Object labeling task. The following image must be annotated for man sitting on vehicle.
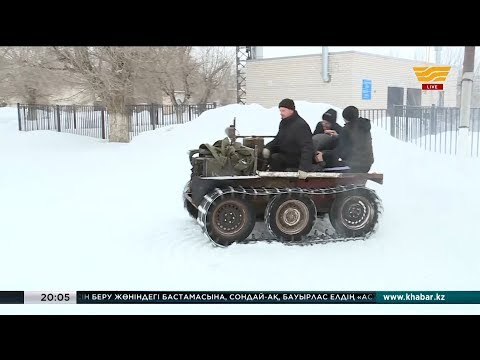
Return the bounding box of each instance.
[262,98,313,179]
[313,108,343,147]
[313,106,374,173]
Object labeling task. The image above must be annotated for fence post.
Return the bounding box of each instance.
[420,106,425,143]
[101,107,106,140]
[45,106,50,130]
[73,105,77,129]
[150,103,156,129]
[405,106,409,141]
[56,105,61,132]
[475,109,479,157]
[390,106,396,137]
[430,104,436,136]
[17,103,22,131]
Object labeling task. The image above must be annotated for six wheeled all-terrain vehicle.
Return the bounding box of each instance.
[183,120,383,247]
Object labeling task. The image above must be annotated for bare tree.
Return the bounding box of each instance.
[48,47,141,142]
[209,66,236,105]
[139,47,198,105]
[0,46,240,140]
[0,47,66,105]
[442,47,464,67]
[442,47,480,106]
[414,48,426,62]
[135,47,235,121]
[128,46,235,107]
[473,48,480,107]
[193,47,234,104]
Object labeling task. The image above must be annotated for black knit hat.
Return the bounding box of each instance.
[278,98,295,111]
[322,108,337,124]
[342,106,359,122]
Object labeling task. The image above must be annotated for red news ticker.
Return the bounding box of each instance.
[422,84,444,90]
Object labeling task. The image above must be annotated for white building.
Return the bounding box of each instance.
[246,51,459,110]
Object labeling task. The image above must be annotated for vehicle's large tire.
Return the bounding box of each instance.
[329,188,381,237]
[183,181,198,219]
[265,193,316,242]
[205,193,256,247]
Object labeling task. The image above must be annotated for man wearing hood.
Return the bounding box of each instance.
[312,108,343,152]
[315,105,374,173]
[262,98,313,179]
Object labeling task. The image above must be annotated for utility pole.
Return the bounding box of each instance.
[236,46,249,105]
[435,47,444,107]
[458,46,475,157]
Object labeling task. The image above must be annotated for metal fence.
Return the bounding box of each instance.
[18,103,479,157]
[360,106,480,157]
[17,103,217,140]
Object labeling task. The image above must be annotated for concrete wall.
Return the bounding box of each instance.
[246,53,355,109]
[246,51,459,110]
[349,52,458,108]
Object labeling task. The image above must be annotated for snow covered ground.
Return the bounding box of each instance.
[1,102,480,315]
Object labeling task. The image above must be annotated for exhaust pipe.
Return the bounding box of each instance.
[322,46,331,82]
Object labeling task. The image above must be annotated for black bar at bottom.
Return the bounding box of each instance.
[0,291,24,304]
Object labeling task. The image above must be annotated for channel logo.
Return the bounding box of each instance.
[413,66,451,90]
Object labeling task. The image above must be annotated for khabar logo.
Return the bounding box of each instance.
[413,66,451,90]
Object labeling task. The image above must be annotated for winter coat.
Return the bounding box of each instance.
[265,111,313,172]
[312,122,344,151]
[324,117,374,172]
[313,121,343,136]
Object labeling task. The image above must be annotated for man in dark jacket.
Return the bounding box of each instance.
[312,108,343,152]
[313,108,343,136]
[315,105,374,173]
[262,98,313,178]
